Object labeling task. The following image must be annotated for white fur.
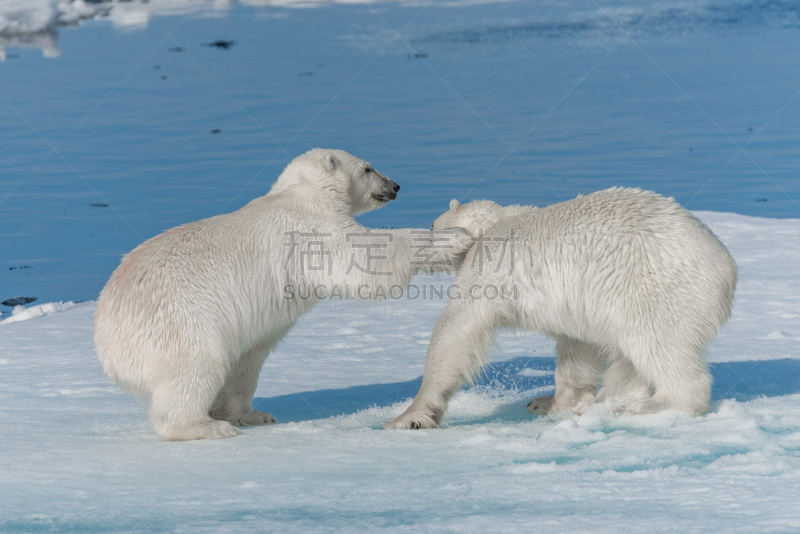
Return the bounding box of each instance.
[386,188,737,430]
[94,149,469,441]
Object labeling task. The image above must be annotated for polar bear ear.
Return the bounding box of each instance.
[449,199,460,212]
[323,152,338,172]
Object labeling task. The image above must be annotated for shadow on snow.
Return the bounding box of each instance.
[253,357,800,424]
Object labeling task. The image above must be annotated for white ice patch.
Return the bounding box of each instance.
[0,0,109,59]
[0,0,514,43]
[762,329,794,341]
[0,0,104,35]
[0,301,76,324]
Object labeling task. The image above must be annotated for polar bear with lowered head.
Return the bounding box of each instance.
[95,149,471,441]
[386,187,737,430]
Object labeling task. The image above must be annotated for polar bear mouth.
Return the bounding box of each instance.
[372,192,397,202]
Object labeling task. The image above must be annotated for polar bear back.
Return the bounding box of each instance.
[94,201,311,395]
[454,188,737,349]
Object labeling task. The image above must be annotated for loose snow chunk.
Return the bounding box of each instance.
[0,301,76,325]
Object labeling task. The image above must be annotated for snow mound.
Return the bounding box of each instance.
[0,301,76,324]
[0,0,104,36]
[0,0,511,39]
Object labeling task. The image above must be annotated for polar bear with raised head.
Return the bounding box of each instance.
[95,148,470,441]
[386,188,737,430]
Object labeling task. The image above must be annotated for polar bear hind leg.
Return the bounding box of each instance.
[596,351,652,404]
[620,340,711,415]
[210,344,277,427]
[149,385,239,441]
[527,336,604,415]
[146,352,241,441]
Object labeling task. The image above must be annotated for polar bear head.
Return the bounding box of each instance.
[270,149,400,216]
[433,199,502,236]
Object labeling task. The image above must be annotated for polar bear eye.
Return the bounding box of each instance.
[364,166,372,174]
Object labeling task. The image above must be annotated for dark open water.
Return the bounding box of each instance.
[1,0,799,304]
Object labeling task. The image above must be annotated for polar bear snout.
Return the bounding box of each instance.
[372,179,400,202]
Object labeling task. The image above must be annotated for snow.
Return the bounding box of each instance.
[0,300,76,324]
[2,0,800,530]
[0,0,509,38]
[0,0,104,35]
[2,212,800,532]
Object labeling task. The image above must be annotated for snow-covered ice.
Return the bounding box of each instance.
[0,300,75,325]
[2,0,800,530]
[1,212,799,532]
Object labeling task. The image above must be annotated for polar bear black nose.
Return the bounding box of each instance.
[391,182,400,193]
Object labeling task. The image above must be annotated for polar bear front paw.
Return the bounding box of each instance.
[201,420,241,439]
[527,394,555,415]
[385,399,446,430]
[620,399,661,415]
[160,419,240,441]
[385,413,440,430]
[238,410,277,426]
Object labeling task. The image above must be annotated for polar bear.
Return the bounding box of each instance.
[94,149,470,441]
[386,188,737,430]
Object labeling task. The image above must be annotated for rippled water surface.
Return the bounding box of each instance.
[2,0,799,303]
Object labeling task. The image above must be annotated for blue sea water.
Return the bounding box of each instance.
[1,0,799,305]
